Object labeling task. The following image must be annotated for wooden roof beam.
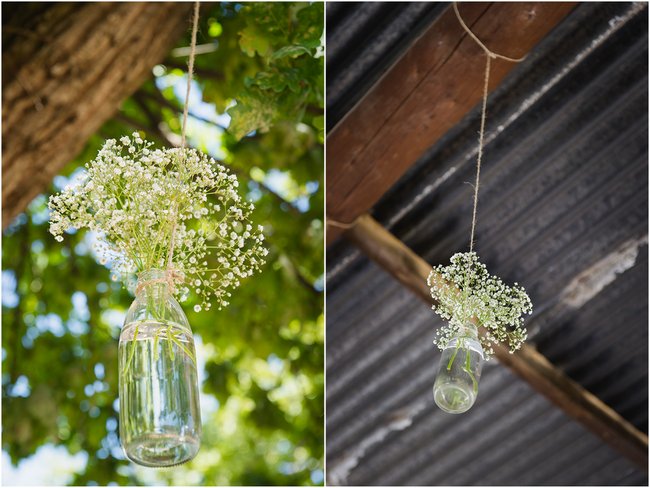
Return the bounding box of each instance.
[343,213,648,470]
[326,2,576,244]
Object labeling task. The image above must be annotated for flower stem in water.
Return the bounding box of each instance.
[166,326,175,361]
[124,325,140,373]
[463,348,479,394]
[447,339,463,370]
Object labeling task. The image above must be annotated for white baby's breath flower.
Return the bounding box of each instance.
[48,136,267,311]
[427,252,532,360]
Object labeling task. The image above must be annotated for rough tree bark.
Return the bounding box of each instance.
[2,2,193,227]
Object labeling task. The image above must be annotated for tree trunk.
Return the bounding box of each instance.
[2,2,192,227]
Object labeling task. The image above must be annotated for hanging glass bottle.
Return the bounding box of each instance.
[433,323,484,414]
[118,269,201,467]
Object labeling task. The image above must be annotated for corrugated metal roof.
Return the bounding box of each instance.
[326,1,648,485]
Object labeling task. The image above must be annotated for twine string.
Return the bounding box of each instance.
[327,217,359,230]
[135,278,171,296]
[161,1,200,292]
[452,2,527,63]
[181,1,200,150]
[469,54,490,253]
[452,2,526,253]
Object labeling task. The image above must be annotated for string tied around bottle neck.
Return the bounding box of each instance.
[135,268,186,296]
[452,2,526,253]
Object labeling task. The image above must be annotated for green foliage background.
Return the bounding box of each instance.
[2,2,324,485]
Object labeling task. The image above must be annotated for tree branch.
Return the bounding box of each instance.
[163,59,225,81]
[114,114,168,146]
[285,254,320,295]
[137,87,227,131]
[130,94,179,145]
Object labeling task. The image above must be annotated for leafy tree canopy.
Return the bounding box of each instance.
[2,2,324,485]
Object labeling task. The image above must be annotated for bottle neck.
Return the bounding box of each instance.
[135,269,171,298]
[457,323,479,340]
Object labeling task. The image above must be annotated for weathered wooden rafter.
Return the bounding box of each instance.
[326,2,577,244]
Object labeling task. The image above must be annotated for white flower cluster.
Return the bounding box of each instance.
[49,133,268,311]
[427,252,532,359]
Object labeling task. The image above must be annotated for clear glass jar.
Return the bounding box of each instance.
[433,323,485,414]
[118,269,201,467]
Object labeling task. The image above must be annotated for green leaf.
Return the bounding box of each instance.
[312,115,324,131]
[227,91,279,140]
[239,24,271,57]
[271,45,311,60]
[248,68,303,93]
[313,115,325,143]
[294,3,324,48]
